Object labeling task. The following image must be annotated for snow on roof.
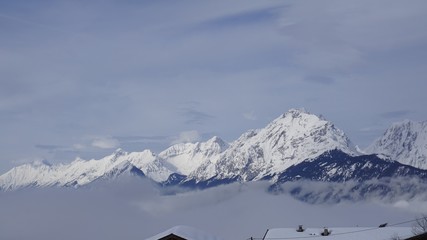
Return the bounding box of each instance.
[264,227,413,240]
[145,225,224,240]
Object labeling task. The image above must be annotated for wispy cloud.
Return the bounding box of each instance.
[180,107,214,125]
[11,156,46,165]
[34,144,65,151]
[303,75,335,85]
[115,135,169,144]
[91,137,120,149]
[243,111,257,121]
[194,6,283,31]
[171,130,201,145]
[381,110,412,119]
[34,144,82,156]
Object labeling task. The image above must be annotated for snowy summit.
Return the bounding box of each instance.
[190,108,357,182]
[366,120,427,169]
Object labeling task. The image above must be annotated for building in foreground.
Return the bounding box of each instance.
[262,227,413,240]
[146,225,223,240]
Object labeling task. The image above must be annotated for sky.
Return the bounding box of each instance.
[0,180,424,240]
[1,0,427,173]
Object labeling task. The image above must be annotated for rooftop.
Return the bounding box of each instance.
[146,225,223,240]
[263,227,413,240]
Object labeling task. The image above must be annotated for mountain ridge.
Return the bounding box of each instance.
[188,108,358,183]
[1,109,427,192]
[366,119,427,169]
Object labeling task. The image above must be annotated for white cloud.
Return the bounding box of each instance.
[171,130,201,145]
[11,156,45,165]
[72,143,86,150]
[243,111,257,121]
[91,137,120,149]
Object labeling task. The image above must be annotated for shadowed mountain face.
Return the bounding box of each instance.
[275,149,427,183]
[175,149,427,192]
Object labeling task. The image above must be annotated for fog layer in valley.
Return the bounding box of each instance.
[0,179,424,240]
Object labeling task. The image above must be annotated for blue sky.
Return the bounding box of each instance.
[1,0,427,173]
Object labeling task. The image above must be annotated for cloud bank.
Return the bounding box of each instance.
[0,179,424,240]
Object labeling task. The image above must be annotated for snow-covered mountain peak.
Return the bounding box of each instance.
[277,108,329,123]
[274,108,327,128]
[6,109,427,192]
[160,136,228,157]
[191,110,357,181]
[200,136,229,154]
[386,119,416,133]
[281,107,309,117]
[114,148,126,155]
[238,129,258,141]
[0,148,173,191]
[265,110,354,152]
[366,120,427,169]
[204,136,228,150]
[159,137,229,175]
[110,148,127,159]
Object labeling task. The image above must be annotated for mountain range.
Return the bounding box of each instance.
[1,108,427,193]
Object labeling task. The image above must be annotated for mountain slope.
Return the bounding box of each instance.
[275,149,427,183]
[2,109,427,194]
[190,109,357,182]
[159,136,228,175]
[366,120,427,169]
[0,136,229,191]
[0,149,171,191]
[269,149,427,203]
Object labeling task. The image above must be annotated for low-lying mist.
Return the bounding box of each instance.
[277,177,427,208]
[0,178,425,240]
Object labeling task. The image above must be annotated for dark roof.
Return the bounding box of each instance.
[145,225,223,240]
[405,232,427,240]
[159,233,187,240]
